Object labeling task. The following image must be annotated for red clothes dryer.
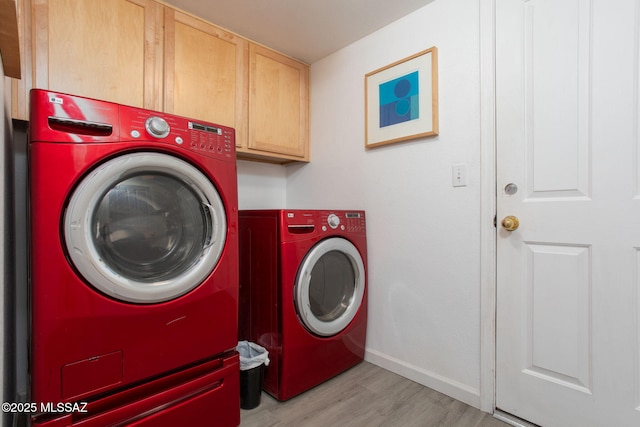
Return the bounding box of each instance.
[238,210,368,401]
[29,90,239,426]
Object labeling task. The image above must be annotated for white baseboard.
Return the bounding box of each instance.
[364,348,481,409]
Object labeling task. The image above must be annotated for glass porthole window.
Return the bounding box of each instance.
[64,152,226,303]
[295,238,365,336]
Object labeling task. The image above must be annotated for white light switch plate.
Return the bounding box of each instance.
[452,164,467,187]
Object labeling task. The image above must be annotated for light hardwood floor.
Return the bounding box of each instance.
[240,361,508,427]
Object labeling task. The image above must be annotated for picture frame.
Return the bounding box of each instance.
[365,47,439,148]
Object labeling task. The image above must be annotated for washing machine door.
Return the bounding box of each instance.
[64,152,227,303]
[295,237,365,337]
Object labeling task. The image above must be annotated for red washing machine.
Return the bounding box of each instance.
[238,210,368,401]
[28,90,239,426]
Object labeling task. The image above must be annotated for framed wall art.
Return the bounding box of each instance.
[365,47,438,148]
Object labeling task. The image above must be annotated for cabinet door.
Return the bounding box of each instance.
[164,9,248,146]
[248,44,309,161]
[32,0,163,110]
[9,0,32,120]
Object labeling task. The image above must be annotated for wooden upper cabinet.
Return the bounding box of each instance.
[32,0,163,110]
[14,0,309,163]
[247,44,310,162]
[164,9,248,147]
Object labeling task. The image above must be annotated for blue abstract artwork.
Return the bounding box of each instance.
[378,71,420,128]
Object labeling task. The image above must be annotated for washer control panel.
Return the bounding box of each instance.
[29,90,236,161]
[121,106,235,160]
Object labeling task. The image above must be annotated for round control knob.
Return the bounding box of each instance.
[145,116,170,138]
[327,213,340,229]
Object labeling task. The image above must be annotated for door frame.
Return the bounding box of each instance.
[479,0,497,414]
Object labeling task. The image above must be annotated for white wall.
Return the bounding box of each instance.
[237,160,287,209]
[285,0,483,407]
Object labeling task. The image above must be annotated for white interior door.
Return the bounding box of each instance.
[495,0,640,426]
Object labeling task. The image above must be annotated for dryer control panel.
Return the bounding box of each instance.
[318,211,366,234]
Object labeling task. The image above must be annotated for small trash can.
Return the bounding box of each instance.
[236,340,270,410]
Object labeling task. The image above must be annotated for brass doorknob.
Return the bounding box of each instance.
[501,215,519,231]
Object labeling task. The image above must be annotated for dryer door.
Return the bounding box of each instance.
[295,237,365,337]
[64,152,226,303]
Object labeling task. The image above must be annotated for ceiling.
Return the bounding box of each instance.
[162,0,436,63]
